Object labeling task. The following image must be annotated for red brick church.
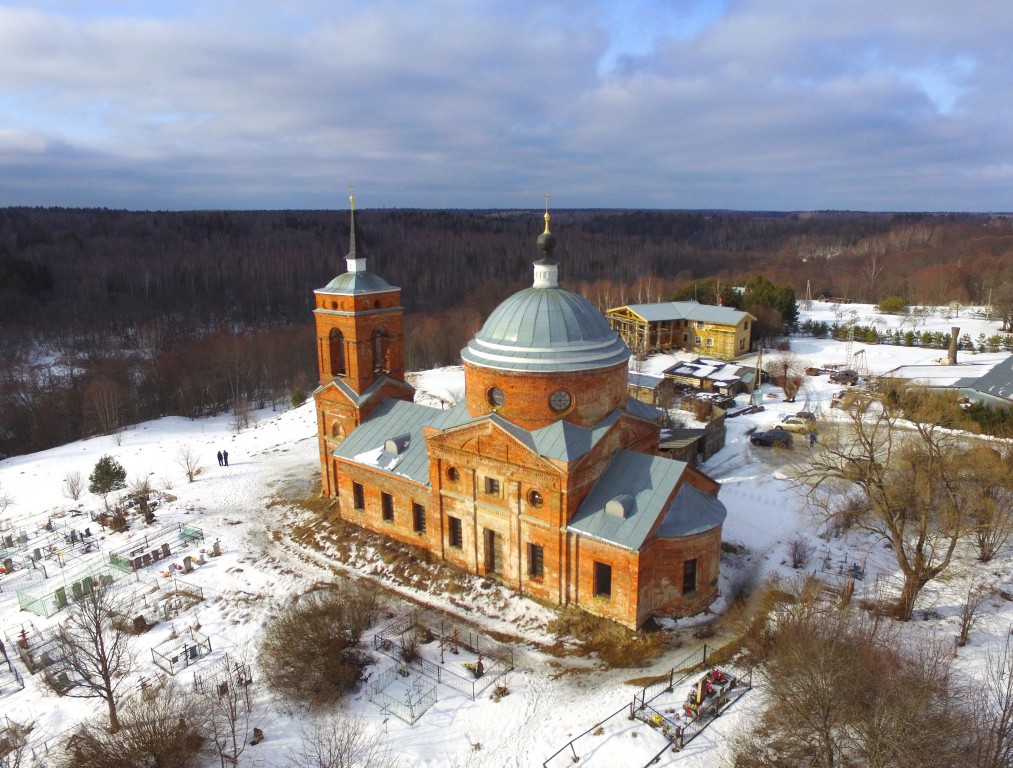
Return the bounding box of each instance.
[312,199,727,629]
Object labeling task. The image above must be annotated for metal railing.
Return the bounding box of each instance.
[367,665,437,725]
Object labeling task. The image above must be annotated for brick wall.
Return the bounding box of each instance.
[463,362,629,430]
[314,287,406,392]
[566,534,642,628]
[636,525,723,624]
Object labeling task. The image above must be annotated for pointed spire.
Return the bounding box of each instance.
[345,183,366,274]
[348,183,356,257]
[533,192,559,288]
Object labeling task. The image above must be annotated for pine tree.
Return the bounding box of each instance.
[89,455,127,512]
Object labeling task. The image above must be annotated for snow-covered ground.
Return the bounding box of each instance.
[1,301,1011,767]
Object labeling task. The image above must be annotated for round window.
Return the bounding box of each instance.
[528,489,544,507]
[447,467,459,482]
[549,390,572,412]
[487,387,506,408]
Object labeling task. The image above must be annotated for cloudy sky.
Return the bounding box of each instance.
[1,0,1012,211]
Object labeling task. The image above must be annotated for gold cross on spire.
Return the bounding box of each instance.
[348,182,355,210]
[543,192,551,233]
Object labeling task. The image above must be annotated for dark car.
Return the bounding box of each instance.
[751,428,793,448]
[829,369,859,385]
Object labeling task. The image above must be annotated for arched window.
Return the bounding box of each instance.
[372,329,387,374]
[329,328,345,376]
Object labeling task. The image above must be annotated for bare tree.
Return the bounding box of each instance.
[83,377,127,438]
[260,582,384,708]
[863,252,887,302]
[0,717,37,768]
[289,714,401,768]
[129,473,155,523]
[967,634,1013,768]
[971,485,1013,562]
[175,443,203,484]
[735,596,967,768]
[957,581,991,648]
[765,352,805,403]
[48,587,135,732]
[231,399,251,433]
[794,387,984,620]
[0,480,11,515]
[62,470,84,503]
[788,535,814,570]
[204,656,253,767]
[55,681,208,768]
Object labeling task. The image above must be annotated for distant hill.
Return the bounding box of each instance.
[2,207,1012,459]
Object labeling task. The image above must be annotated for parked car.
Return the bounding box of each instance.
[751,428,793,448]
[779,416,816,434]
[829,369,859,385]
[795,410,817,421]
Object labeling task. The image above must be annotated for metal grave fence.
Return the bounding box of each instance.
[367,664,438,725]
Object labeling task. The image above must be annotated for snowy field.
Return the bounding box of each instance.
[1,300,1012,767]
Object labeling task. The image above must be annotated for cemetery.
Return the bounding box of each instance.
[15,560,121,618]
[367,664,439,725]
[106,522,206,573]
[192,653,252,697]
[543,648,752,767]
[370,611,515,716]
[152,628,213,675]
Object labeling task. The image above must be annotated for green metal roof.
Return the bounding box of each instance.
[334,399,452,485]
[567,450,688,551]
[317,270,394,296]
[622,301,752,325]
[655,482,727,538]
[461,286,630,373]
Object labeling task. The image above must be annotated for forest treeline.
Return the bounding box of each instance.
[3,206,1013,459]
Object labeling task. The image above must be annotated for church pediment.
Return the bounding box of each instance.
[568,411,661,475]
[426,417,562,473]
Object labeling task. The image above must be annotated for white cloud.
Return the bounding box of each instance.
[1,0,1013,210]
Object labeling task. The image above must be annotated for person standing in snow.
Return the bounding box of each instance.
[217,450,223,466]
[809,431,817,449]
[223,450,229,466]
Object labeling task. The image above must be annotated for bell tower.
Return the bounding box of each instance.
[312,189,414,495]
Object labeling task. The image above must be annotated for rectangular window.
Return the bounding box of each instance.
[706,338,714,347]
[352,482,364,511]
[484,529,503,574]
[381,492,394,522]
[695,336,702,345]
[683,559,698,594]
[412,503,426,534]
[528,543,544,579]
[593,561,613,598]
[484,477,500,496]
[448,516,463,549]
